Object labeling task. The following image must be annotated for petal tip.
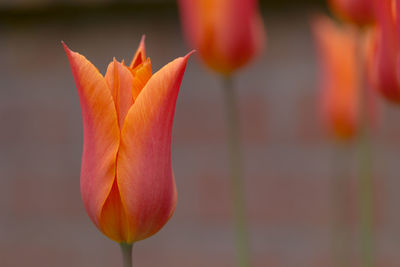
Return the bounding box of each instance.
[140,34,146,45]
[61,41,80,61]
[183,50,196,61]
[61,41,71,54]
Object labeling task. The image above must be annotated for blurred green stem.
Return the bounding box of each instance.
[222,75,250,267]
[358,111,374,267]
[356,28,374,267]
[120,243,133,267]
[331,144,351,267]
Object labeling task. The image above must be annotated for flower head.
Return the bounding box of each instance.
[368,0,400,103]
[312,15,377,140]
[178,0,265,75]
[63,37,192,243]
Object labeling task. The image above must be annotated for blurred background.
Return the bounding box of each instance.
[1,0,400,266]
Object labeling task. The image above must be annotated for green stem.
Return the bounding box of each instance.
[222,75,250,267]
[120,243,133,267]
[358,117,374,267]
[356,28,374,267]
[331,144,351,267]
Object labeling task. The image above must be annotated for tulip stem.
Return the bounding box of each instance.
[222,75,250,267]
[356,28,374,267]
[120,243,133,267]
[358,113,374,267]
[331,144,351,267]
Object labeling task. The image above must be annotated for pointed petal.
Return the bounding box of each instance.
[130,35,147,69]
[116,52,193,242]
[62,42,120,226]
[105,59,135,128]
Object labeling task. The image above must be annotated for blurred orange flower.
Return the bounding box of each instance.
[328,0,375,26]
[312,15,376,140]
[368,0,400,103]
[63,37,192,244]
[178,0,265,75]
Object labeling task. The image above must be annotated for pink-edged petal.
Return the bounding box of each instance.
[62,42,120,226]
[373,0,400,102]
[116,52,193,242]
[105,59,135,128]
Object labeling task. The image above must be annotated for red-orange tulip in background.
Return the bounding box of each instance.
[312,15,376,140]
[64,37,192,244]
[369,0,400,103]
[178,0,265,74]
[328,0,374,26]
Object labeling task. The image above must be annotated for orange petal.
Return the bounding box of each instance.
[98,180,130,243]
[130,58,153,101]
[62,42,120,227]
[115,52,193,242]
[130,35,147,69]
[105,59,135,128]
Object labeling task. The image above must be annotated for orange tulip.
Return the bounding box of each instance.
[328,0,375,26]
[368,0,400,103]
[178,0,265,75]
[63,37,192,244]
[312,15,368,140]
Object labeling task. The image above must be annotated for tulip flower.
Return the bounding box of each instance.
[328,0,375,26]
[63,37,192,245]
[312,15,372,140]
[313,16,380,267]
[178,0,265,74]
[178,1,265,266]
[368,0,400,103]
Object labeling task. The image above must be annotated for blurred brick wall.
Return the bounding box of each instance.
[1,6,400,267]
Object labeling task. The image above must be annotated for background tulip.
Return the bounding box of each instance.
[328,0,375,26]
[178,0,265,74]
[313,15,379,140]
[178,1,265,266]
[63,38,191,248]
[313,13,380,267]
[369,0,400,103]
[313,15,361,140]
